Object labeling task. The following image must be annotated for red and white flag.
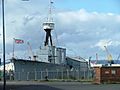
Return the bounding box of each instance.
[14,38,24,44]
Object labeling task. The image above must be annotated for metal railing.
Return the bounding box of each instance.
[0,69,93,81]
[14,70,92,81]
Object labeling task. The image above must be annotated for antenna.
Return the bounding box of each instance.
[96,53,98,61]
[43,0,54,46]
[95,53,98,64]
[47,0,54,22]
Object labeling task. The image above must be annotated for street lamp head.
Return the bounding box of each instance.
[21,0,30,1]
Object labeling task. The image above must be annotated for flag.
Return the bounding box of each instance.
[14,38,24,44]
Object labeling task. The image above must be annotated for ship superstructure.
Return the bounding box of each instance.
[43,0,54,46]
[37,0,66,64]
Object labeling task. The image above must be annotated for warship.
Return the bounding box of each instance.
[0,0,89,81]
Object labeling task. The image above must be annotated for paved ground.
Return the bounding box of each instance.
[0,81,120,90]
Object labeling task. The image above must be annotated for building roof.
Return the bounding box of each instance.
[67,56,87,63]
[93,64,120,68]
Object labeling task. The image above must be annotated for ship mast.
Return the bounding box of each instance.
[43,0,54,46]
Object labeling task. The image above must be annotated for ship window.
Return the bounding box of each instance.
[111,70,116,75]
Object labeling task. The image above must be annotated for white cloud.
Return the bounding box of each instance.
[23,15,34,25]
[1,1,120,59]
[57,9,91,24]
[54,9,120,59]
[95,39,112,50]
[94,39,120,51]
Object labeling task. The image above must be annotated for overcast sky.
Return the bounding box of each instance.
[0,0,120,60]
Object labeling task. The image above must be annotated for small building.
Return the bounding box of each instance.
[93,65,120,84]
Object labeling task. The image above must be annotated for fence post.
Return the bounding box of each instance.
[62,70,63,80]
[18,72,20,81]
[45,69,48,81]
[27,72,29,81]
[76,70,79,80]
[78,70,79,80]
[84,69,85,79]
[73,70,75,80]
[57,69,59,79]
[35,70,37,81]
[9,72,11,81]
[87,69,89,80]
[46,69,48,77]
[41,71,43,80]
[67,69,69,80]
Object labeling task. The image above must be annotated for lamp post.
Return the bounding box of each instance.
[1,0,30,89]
[1,0,6,90]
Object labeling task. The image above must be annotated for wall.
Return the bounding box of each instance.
[93,67,101,84]
[93,66,120,84]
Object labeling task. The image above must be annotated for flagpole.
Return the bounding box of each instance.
[12,38,15,59]
[2,0,6,90]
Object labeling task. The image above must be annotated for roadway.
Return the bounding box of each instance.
[0,81,120,90]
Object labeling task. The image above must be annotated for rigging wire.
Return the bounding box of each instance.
[53,29,59,46]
